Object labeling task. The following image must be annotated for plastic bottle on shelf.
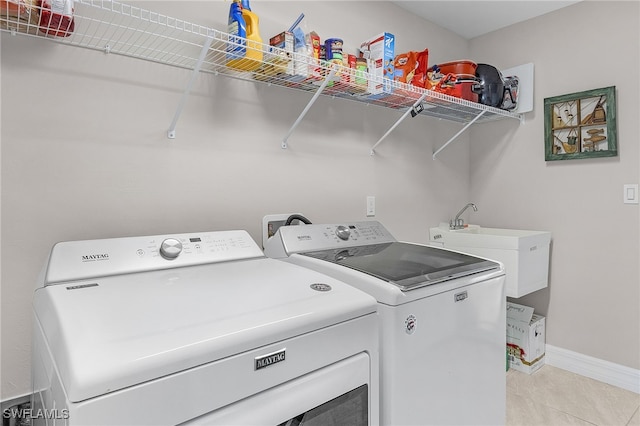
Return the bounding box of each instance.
[226,0,263,71]
[226,0,246,61]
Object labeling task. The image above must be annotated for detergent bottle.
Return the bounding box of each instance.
[226,0,246,61]
[226,0,263,71]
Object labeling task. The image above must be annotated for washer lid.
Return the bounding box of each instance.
[301,242,501,291]
[33,258,376,403]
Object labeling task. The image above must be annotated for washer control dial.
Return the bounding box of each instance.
[160,238,183,260]
[335,225,351,241]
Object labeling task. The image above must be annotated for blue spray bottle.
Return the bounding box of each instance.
[226,0,246,61]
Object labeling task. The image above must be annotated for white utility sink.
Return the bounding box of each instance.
[429,224,551,298]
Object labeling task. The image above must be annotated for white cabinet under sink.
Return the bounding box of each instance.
[429,224,551,298]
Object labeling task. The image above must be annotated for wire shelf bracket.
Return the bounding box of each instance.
[432,110,487,160]
[168,32,215,139]
[370,92,428,156]
[282,67,337,149]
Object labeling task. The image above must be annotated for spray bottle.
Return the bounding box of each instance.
[226,0,263,71]
[226,0,246,61]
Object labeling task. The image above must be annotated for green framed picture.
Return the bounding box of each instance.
[544,86,617,161]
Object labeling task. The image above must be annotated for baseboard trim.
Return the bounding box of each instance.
[546,344,640,394]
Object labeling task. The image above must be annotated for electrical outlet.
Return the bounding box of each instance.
[623,184,639,204]
[366,196,376,217]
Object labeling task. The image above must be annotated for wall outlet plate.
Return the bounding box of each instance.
[366,196,376,217]
[623,184,639,204]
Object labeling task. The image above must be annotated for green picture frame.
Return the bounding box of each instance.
[544,86,617,161]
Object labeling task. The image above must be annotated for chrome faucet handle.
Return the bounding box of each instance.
[449,218,464,230]
[450,203,477,230]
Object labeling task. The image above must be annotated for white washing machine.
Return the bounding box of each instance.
[264,221,507,426]
[32,229,379,425]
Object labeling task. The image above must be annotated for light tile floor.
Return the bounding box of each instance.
[507,365,640,426]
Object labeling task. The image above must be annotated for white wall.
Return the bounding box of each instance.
[469,1,639,370]
[1,1,472,400]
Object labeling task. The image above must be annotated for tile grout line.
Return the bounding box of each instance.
[625,406,640,426]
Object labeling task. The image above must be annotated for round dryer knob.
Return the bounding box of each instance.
[160,238,183,260]
[335,225,351,241]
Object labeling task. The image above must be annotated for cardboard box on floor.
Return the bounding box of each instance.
[507,302,545,374]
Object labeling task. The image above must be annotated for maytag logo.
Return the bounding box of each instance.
[296,235,312,241]
[454,291,468,302]
[81,253,110,262]
[255,349,286,371]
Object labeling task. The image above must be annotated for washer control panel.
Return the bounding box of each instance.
[44,230,264,285]
[265,221,396,256]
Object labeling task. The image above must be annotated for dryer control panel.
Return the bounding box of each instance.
[43,230,264,285]
[264,221,396,258]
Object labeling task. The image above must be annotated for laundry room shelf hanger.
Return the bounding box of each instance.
[0,0,523,152]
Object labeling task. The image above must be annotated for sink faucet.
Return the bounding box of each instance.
[450,203,477,230]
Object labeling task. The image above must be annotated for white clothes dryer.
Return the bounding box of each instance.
[264,221,507,426]
[32,229,379,425]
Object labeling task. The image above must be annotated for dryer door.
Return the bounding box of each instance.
[180,353,371,425]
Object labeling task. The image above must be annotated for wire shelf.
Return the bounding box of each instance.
[1,0,522,149]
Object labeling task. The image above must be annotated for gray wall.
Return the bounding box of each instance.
[1,0,638,401]
[468,1,639,370]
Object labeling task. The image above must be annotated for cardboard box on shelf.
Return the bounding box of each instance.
[267,31,294,76]
[359,32,394,98]
[507,302,545,374]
